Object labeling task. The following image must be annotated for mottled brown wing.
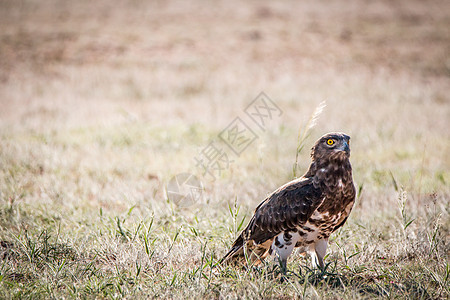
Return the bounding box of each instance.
[242,177,323,245]
[220,177,324,264]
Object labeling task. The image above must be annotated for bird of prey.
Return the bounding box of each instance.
[221,132,356,273]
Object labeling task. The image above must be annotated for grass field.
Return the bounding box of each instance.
[0,0,449,298]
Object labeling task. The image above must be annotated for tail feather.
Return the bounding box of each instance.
[220,235,244,264]
[220,235,273,266]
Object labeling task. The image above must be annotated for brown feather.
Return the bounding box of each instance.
[221,132,356,267]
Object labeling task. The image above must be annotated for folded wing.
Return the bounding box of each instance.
[221,177,323,263]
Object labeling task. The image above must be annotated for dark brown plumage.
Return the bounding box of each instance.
[220,132,356,272]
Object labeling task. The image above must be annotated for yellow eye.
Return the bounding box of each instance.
[326,139,334,146]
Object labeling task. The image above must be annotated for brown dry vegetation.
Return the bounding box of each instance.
[0,0,449,298]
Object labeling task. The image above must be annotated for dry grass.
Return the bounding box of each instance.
[0,0,449,298]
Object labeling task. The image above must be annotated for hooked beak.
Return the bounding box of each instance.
[340,141,350,155]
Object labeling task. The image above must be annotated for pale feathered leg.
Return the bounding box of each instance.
[311,238,328,270]
[271,231,301,274]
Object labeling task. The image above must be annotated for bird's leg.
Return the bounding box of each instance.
[279,258,288,275]
[314,239,328,272]
[272,233,296,275]
[310,251,319,269]
[315,251,325,271]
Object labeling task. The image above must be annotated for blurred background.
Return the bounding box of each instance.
[0,0,448,212]
[0,1,448,297]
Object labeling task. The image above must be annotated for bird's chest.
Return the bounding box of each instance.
[295,196,354,246]
[311,208,344,231]
[315,172,355,215]
[301,210,342,239]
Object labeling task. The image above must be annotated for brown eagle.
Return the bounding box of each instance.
[221,132,356,272]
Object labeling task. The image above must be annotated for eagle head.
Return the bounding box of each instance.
[311,132,351,162]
